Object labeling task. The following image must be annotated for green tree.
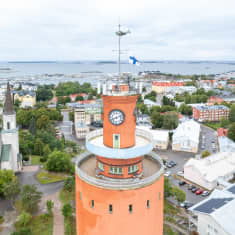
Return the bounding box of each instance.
[75,95,84,101]
[162,113,178,130]
[28,117,37,135]
[3,179,21,208]
[21,185,42,213]
[202,150,211,158]
[62,203,73,218]
[36,86,53,101]
[164,178,174,198]
[46,151,73,173]
[151,111,163,128]
[220,117,230,128]
[229,104,235,122]
[34,138,44,156]
[69,111,74,122]
[17,211,32,227]
[64,177,75,192]
[173,186,186,204]
[36,115,50,129]
[228,123,235,142]
[136,103,149,115]
[0,170,16,196]
[88,94,93,100]
[46,200,54,215]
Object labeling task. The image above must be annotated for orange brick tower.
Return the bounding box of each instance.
[75,26,164,235]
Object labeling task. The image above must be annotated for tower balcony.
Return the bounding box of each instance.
[75,151,164,190]
[86,128,153,159]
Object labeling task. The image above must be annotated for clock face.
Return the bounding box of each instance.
[109,109,125,126]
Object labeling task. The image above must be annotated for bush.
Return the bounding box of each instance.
[202,150,211,158]
[11,228,32,235]
[17,211,32,227]
[64,177,75,192]
[47,151,73,173]
[62,203,73,218]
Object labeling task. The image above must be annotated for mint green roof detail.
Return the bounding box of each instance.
[0,144,11,162]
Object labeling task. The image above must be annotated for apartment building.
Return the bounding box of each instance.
[152,81,184,94]
[193,105,229,122]
[74,103,102,139]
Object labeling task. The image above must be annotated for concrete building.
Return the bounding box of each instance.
[190,185,235,235]
[207,96,224,105]
[152,81,184,94]
[172,120,200,153]
[138,126,169,150]
[144,98,157,108]
[0,83,22,172]
[74,103,102,139]
[75,83,164,235]
[193,105,229,122]
[184,152,235,190]
[12,90,36,108]
[165,86,197,95]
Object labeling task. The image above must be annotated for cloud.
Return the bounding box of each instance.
[0,0,235,60]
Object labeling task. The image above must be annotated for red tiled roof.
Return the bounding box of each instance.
[152,81,184,87]
[217,128,228,137]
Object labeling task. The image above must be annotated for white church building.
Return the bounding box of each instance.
[0,83,22,172]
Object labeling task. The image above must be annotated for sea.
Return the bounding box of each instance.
[0,61,235,86]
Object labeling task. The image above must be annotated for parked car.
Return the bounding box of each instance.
[202,191,210,197]
[177,171,184,177]
[166,163,173,168]
[201,145,205,150]
[164,171,171,177]
[188,184,193,190]
[196,189,203,195]
[192,187,199,193]
[169,160,177,167]
[184,202,194,209]
[179,181,186,186]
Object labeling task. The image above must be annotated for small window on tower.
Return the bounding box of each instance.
[109,204,113,214]
[147,200,150,208]
[7,122,10,129]
[91,200,94,208]
[129,204,133,213]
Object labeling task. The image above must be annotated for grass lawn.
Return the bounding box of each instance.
[204,122,221,130]
[15,214,53,235]
[65,216,76,235]
[59,188,75,205]
[37,170,67,184]
[31,155,41,165]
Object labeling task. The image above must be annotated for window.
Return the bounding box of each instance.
[91,200,94,208]
[109,166,123,175]
[7,122,10,129]
[79,192,82,200]
[98,162,104,171]
[128,164,139,174]
[129,204,133,213]
[147,200,150,208]
[113,134,120,148]
[109,204,113,214]
[159,192,161,200]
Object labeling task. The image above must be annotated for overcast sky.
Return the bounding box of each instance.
[1,0,235,61]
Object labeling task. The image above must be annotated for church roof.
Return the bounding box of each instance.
[0,144,11,162]
[3,83,15,115]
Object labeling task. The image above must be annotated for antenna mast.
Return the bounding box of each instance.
[115,24,130,79]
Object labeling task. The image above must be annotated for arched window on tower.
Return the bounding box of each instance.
[7,122,10,130]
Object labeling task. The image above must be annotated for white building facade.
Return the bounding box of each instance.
[172,120,200,153]
[0,83,22,172]
[184,152,235,190]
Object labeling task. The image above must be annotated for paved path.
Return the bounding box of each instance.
[39,191,64,235]
[164,221,188,235]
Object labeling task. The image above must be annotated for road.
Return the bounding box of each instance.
[199,124,218,154]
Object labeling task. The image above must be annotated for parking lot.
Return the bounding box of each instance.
[199,124,218,154]
[157,149,208,205]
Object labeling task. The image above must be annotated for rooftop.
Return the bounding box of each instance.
[86,128,153,159]
[194,105,229,111]
[76,151,163,190]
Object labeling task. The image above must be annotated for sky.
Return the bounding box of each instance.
[1,0,235,61]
